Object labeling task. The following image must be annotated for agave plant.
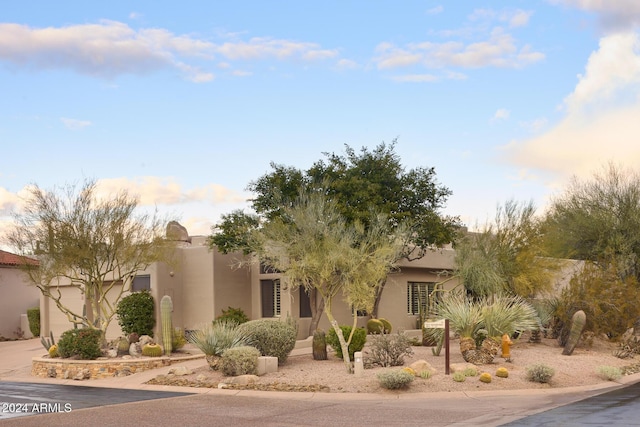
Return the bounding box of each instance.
[187,320,255,370]
[424,291,483,354]
[481,295,540,339]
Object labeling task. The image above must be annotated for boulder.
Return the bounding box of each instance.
[409,360,437,377]
[226,375,259,385]
[450,363,478,374]
[138,335,154,347]
[168,366,193,376]
[166,221,191,242]
[129,342,142,357]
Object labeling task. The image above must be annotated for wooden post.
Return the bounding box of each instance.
[445,319,450,375]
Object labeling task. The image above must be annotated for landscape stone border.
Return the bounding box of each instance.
[32,353,204,380]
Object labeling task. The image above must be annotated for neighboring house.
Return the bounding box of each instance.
[0,250,40,339]
[38,235,461,340]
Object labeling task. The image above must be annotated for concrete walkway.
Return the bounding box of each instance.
[2,338,640,426]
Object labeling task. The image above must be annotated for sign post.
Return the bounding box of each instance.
[424,318,450,375]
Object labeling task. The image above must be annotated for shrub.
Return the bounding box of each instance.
[326,326,367,361]
[377,369,415,389]
[452,371,466,382]
[172,328,187,351]
[419,370,432,379]
[525,364,555,383]
[27,307,40,337]
[188,320,254,357]
[597,365,622,381]
[366,332,413,367]
[238,319,296,365]
[220,346,260,376]
[367,319,384,334]
[116,290,155,337]
[214,307,250,325]
[57,329,102,360]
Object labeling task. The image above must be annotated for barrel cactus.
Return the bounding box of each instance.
[160,295,173,355]
[142,343,163,357]
[496,367,509,378]
[479,372,492,383]
[48,344,59,358]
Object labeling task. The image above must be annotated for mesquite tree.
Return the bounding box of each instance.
[6,180,176,339]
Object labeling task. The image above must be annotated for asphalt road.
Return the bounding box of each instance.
[2,380,640,426]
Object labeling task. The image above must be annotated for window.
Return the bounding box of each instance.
[261,279,281,317]
[407,282,436,315]
[299,287,312,318]
[132,275,151,292]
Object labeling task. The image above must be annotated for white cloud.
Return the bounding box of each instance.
[390,71,467,83]
[375,28,544,70]
[550,0,640,32]
[469,9,534,28]
[492,108,510,121]
[426,6,444,16]
[0,187,21,211]
[232,70,252,77]
[60,117,92,130]
[503,30,640,181]
[563,32,640,113]
[335,59,358,70]
[129,12,142,20]
[0,21,341,82]
[95,177,247,206]
[509,10,534,28]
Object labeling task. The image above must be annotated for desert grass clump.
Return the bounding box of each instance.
[220,346,260,376]
[525,363,555,383]
[377,369,415,389]
[597,365,622,381]
[365,332,413,367]
[420,370,432,379]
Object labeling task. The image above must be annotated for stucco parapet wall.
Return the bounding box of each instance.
[31,353,204,380]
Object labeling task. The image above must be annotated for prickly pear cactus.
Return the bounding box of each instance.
[160,295,173,356]
[562,310,586,356]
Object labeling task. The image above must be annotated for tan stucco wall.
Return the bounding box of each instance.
[0,266,40,338]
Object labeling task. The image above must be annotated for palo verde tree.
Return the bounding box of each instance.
[6,180,176,339]
[209,141,460,334]
[251,188,406,373]
[455,199,556,299]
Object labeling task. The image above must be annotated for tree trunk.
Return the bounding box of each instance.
[370,278,386,319]
[324,307,353,373]
[307,289,325,336]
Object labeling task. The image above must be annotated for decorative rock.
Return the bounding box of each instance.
[105,348,118,358]
[168,366,193,376]
[166,221,191,242]
[196,374,208,382]
[409,360,437,377]
[63,370,73,379]
[226,375,259,385]
[449,363,478,374]
[74,369,91,380]
[129,343,142,357]
[139,335,154,347]
[47,367,57,378]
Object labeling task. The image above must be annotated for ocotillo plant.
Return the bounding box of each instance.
[562,309,586,356]
[161,295,173,355]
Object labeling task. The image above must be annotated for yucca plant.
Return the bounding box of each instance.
[424,291,483,354]
[481,295,540,340]
[187,320,255,370]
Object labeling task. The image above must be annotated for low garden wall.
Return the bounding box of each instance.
[32,354,204,380]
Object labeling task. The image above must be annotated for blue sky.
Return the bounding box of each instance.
[2,1,640,241]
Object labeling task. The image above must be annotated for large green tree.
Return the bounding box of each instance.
[455,199,556,299]
[209,141,460,333]
[252,189,405,373]
[6,180,176,339]
[543,164,640,281]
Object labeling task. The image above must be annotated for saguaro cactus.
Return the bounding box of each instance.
[160,295,173,355]
[312,329,327,360]
[562,310,586,356]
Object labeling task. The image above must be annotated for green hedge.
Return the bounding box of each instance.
[27,307,40,337]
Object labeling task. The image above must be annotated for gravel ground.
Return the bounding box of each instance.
[147,333,640,394]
